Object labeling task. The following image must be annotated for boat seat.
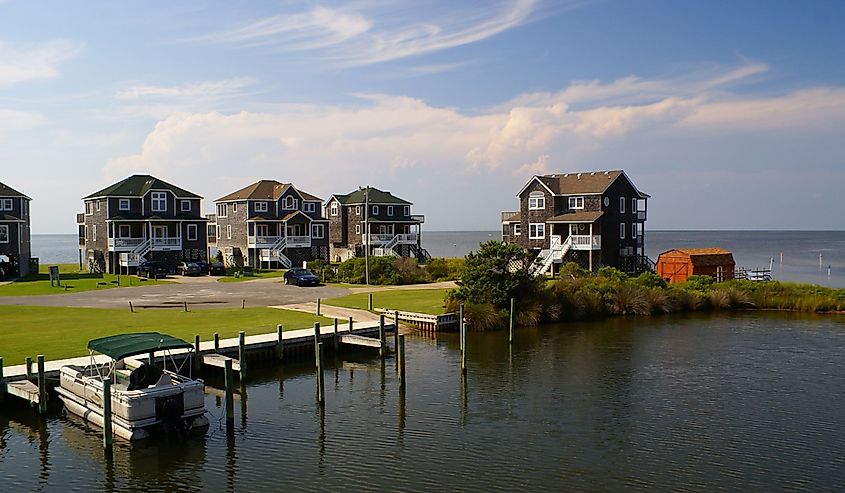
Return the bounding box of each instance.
[153,373,172,387]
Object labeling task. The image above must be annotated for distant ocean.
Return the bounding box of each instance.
[34,231,845,288]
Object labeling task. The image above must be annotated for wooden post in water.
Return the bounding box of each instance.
[460,309,467,374]
[238,331,247,379]
[224,359,234,425]
[37,355,47,415]
[394,311,400,370]
[398,334,406,390]
[25,356,32,381]
[379,314,386,359]
[316,298,321,316]
[316,342,325,407]
[509,297,515,344]
[0,357,4,402]
[193,335,201,374]
[333,318,339,352]
[368,292,373,310]
[459,303,465,353]
[313,323,321,366]
[276,324,284,362]
[214,332,220,352]
[103,377,113,451]
[348,316,354,335]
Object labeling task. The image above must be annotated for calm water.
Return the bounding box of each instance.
[2,313,845,491]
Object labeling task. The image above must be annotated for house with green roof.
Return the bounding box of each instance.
[211,180,329,268]
[0,181,32,278]
[76,174,207,273]
[326,186,428,262]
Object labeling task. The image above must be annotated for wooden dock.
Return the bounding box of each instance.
[375,308,458,332]
[340,334,382,348]
[202,354,241,372]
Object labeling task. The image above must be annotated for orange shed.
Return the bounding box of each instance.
[656,248,736,284]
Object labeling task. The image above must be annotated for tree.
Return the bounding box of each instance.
[450,241,540,309]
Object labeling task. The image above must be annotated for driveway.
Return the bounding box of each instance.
[0,276,350,309]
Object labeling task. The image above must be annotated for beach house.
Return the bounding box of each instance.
[501,170,651,275]
[0,181,32,278]
[326,187,429,262]
[77,175,207,273]
[212,180,329,268]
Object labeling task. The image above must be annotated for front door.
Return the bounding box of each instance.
[152,225,167,239]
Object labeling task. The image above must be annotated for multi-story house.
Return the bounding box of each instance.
[501,170,650,276]
[326,187,428,262]
[212,180,329,268]
[0,181,32,278]
[77,175,207,273]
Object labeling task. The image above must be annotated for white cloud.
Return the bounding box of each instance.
[0,109,46,134]
[115,77,257,100]
[0,39,82,89]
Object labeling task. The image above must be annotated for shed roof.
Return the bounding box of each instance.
[659,248,736,267]
[216,180,322,202]
[85,175,201,199]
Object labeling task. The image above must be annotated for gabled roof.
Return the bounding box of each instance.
[0,182,31,200]
[659,248,736,267]
[330,187,411,206]
[216,180,322,203]
[547,211,604,223]
[84,175,201,199]
[518,170,649,198]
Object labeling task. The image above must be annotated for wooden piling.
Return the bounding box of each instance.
[103,377,113,451]
[25,356,32,381]
[148,351,155,366]
[394,311,400,370]
[459,303,465,352]
[37,355,46,415]
[128,301,134,313]
[379,314,386,359]
[509,297,515,344]
[348,316,354,335]
[184,301,189,312]
[333,318,339,352]
[316,298,321,316]
[238,331,247,379]
[277,324,284,362]
[316,342,325,407]
[398,334,406,390]
[368,292,373,310]
[224,359,234,425]
[193,335,201,373]
[460,308,467,374]
[0,357,4,401]
[242,299,245,309]
[313,323,321,366]
[214,332,220,352]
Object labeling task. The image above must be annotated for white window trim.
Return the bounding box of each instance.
[513,223,521,236]
[619,197,625,213]
[226,225,232,239]
[312,224,325,239]
[217,204,228,218]
[0,224,8,243]
[631,223,637,239]
[96,200,101,212]
[568,196,584,210]
[255,201,268,213]
[151,192,167,212]
[372,205,379,215]
[0,198,13,211]
[631,198,637,214]
[187,224,198,241]
[181,200,192,212]
[331,202,339,216]
[92,225,97,241]
[233,203,238,213]
[404,206,410,216]
[620,223,626,239]
[528,197,545,210]
[356,205,361,215]
[118,225,130,238]
[304,202,316,213]
[283,196,298,210]
[387,206,394,216]
[119,199,130,211]
[355,224,361,234]
[529,223,545,239]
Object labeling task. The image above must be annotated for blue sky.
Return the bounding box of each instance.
[1,0,843,233]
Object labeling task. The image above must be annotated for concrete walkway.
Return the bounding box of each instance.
[346,280,457,294]
[275,302,383,323]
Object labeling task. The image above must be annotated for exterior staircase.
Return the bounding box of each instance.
[268,237,292,269]
[122,238,151,267]
[530,236,572,277]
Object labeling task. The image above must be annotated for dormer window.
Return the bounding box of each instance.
[568,196,584,210]
[181,200,192,212]
[528,191,545,210]
[119,199,130,211]
[255,202,268,213]
[283,196,298,210]
[151,192,167,212]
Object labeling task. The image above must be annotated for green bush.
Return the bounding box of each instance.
[426,257,465,281]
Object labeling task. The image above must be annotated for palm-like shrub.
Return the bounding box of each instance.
[609,284,650,316]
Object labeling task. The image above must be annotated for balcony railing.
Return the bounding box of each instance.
[249,235,281,247]
[395,233,418,244]
[501,211,520,223]
[150,237,182,251]
[108,237,146,251]
[410,214,425,223]
[569,235,601,250]
[286,236,311,248]
[365,234,394,245]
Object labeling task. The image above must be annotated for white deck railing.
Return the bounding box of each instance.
[570,235,601,250]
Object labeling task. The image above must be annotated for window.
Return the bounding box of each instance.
[0,225,8,243]
[331,202,339,216]
[513,223,521,236]
[118,225,130,238]
[22,200,27,218]
[283,196,297,210]
[304,202,316,213]
[187,224,198,241]
[217,203,228,218]
[620,223,626,239]
[387,206,394,216]
[356,206,361,215]
[181,200,192,212]
[619,197,625,213]
[119,199,130,211]
[404,206,410,216]
[631,198,637,214]
[85,201,93,215]
[372,205,379,215]
[0,198,12,211]
[96,200,100,212]
[528,191,545,210]
[151,192,167,212]
[603,196,609,207]
[355,224,361,234]
[233,203,238,213]
[226,225,232,239]
[568,196,584,210]
[255,202,268,213]
[529,223,545,239]
[312,224,325,239]
[92,225,97,241]
[631,223,637,239]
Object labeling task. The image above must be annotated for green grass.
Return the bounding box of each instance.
[0,306,334,362]
[38,263,84,274]
[217,270,287,283]
[324,288,449,315]
[0,273,171,296]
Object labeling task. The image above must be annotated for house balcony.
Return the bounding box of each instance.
[248,235,311,249]
[108,237,146,252]
[569,235,601,250]
[76,213,85,224]
[150,237,182,251]
[501,211,520,223]
[411,214,425,223]
[365,233,418,245]
[636,210,646,221]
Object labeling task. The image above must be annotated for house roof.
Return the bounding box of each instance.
[331,187,411,206]
[502,212,521,223]
[0,182,31,200]
[107,214,208,222]
[547,211,605,223]
[216,180,322,203]
[84,175,201,199]
[520,170,650,198]
[365,217,424,224]
[659,248,736,267]
[0,214,24,221]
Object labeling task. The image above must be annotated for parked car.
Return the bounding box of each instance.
[137,261,169,279]
[284,268,320,286]
[177,262,202,276]
[208,262,226,276]
[194,260,209,274]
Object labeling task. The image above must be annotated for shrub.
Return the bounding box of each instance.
[394,257,430,284]
[597,266,628,283]
[451,241,541,309]
[334,257,400,285]
[426,258,465,281]
[632,271,667,289]
[559,262,589,279]
[609,284,650,316]
[446,299,503,331]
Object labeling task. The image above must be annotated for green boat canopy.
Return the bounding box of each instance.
[87,332,193,361]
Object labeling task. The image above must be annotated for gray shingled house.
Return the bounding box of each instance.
[76,175,207,273]
[0,181,32,278]
[501,170,651,275]
[211,180,329,268]
[326,186,428,262]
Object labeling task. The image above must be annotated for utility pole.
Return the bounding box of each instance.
[364,185,370,286]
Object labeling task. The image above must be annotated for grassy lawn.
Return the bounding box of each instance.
[0,273,170,296]
[0,306,334,362]
[324,288,449,315]
[217,270,287,283]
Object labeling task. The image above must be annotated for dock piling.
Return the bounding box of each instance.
[379,314,386,359]
[128,301,134,313]
[368,292,373,311]
[398,334,406,390]
[509,297,515,344]
[37,355,46,415]
[460,306,467,374]
[193,335,201,373]
[313,323,321,366]
[224,359,234,425]
[348,316,354,335]
[0,357,4,401]
[214,332,220,352]
[25,356,32,381]
[316,342,325,407]
[184,301,189,312]
[103,377,113,451]
[394,311,400,370]
[242,299,245,309]
[333,318,339,352]
[238,331,247,379]
[276,324,284,361]
[459,303,465,352]
[316,298,321,316]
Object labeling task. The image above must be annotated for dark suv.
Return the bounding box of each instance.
[283,268,320,286]
[177,262,202,276]
[137,261,169,279]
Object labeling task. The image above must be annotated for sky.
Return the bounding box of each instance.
[0,0,844,233]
